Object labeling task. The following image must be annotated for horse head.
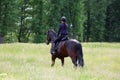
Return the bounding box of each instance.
[46,29,57,45]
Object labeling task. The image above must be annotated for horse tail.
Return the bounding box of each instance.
[77,43,84,67]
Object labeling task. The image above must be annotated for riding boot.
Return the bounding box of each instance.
[54,42,58,51]
[55,42,58,50]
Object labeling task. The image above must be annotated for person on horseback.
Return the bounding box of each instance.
[52,16,69,54]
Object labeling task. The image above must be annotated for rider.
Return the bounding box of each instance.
[52,16,69,54]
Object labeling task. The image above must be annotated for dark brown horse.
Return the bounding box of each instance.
[46,29,84,67]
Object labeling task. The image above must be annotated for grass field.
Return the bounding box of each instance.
[0,43,120,80]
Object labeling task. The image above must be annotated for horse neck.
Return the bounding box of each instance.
[50,32,56,43]
[51,36,56,42]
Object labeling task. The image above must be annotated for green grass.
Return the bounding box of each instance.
[0,43,120,80]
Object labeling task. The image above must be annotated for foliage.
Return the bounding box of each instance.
[0,0,120,43]
[105,0,120,42]
[0,0,17,37]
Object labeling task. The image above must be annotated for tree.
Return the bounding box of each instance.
[0,0,18,42]
[17,0,32,42]
[47,0,61,30]
[105,0,120,42]
[68,0,85,41]
[84,0,91,42]
[31,0,45,43]
[84,0,107,42]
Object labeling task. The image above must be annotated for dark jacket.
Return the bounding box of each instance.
[57,23,68,36]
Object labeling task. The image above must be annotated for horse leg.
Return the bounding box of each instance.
[51,55,56,67]
[61,58,64,66]
[68,50,77,68]
[71,57,77,68]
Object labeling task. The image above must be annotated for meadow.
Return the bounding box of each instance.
[0,43,120,80]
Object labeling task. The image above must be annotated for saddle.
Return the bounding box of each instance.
[61,36,69,41]
[55,36,69,50]
[51,36,69,55]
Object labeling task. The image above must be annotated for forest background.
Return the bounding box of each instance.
[0,0,120,43]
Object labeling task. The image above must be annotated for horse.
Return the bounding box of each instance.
[46,29,84,67]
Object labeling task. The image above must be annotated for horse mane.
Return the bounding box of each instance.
[48,29,57,36]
